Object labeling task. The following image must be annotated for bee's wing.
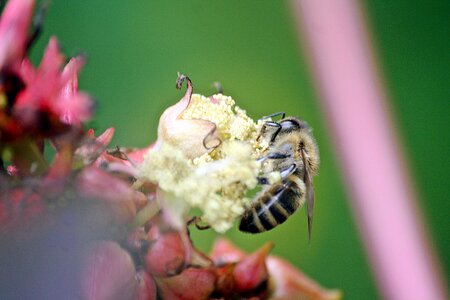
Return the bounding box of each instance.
[301,148,314,241]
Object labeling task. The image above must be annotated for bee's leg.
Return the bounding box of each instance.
[258,112,286,122]
[257,152,289,163]
[280,164,297,180]
[187,216,211,230]
[263,121,282,143]
[257,161,294,185]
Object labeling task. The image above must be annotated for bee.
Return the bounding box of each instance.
[239,112,320,240]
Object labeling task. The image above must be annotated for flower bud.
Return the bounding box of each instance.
[144,225,189,277]
[156,268,215,300]
[210,238,246,265]
[233,242,272,293]
[80,241,137,300]
[75,127,115,166]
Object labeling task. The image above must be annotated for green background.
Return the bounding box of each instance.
[23,0,449,298]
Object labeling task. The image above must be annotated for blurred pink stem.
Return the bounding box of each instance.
[293,0,447,299]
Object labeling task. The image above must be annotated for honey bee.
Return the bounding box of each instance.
[239,113,320,240]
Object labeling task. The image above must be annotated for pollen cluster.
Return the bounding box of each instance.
[182,93,268,162]
[140,142,260,232]
[139,92,266,232]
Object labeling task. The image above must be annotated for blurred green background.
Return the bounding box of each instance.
[23,0,449,298]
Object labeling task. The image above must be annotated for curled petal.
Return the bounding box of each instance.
[267,256,342,300]
[157,74,220,159]
[156,268,215,300]
[0,0,35,68]
[80,241,137,300]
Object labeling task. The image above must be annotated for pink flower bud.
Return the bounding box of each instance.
[157,74,220,159]
[75,127,115,165]
[210,238,246,264]
[80,241,137,300]
[156,268,215,300]
[233,242,272,293]
[144,225,189,277]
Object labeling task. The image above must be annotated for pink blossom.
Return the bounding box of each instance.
[14,37,93,130]
[0,0,34,68]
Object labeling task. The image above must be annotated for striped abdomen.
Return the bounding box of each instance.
[239,176,305,233]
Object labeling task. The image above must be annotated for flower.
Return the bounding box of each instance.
[13,37,93,131]
[139,74,266,232]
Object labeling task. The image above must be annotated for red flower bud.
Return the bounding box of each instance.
[156,268,215,300]
[80,241,137,300]
[233,242,272,293]
[144,225,189,277]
